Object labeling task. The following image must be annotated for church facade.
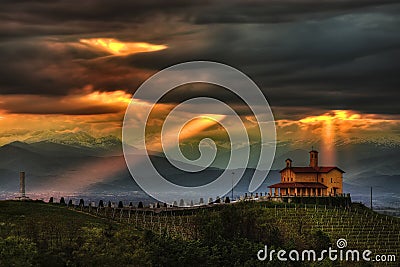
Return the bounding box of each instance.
[268,150,344,197]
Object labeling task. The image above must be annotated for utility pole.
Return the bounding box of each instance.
[20,171,26,198]
[231,171,234,201]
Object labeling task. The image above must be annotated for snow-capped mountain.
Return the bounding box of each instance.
[23,131,122,150]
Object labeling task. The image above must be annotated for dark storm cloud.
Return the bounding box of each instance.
[0,39,154,95]
[0,0,202,38]
[7,104,121,115]
[0,0,397,34]
[119,12,400,116]
[194,0,400,24]
[0,40,99,95]
[0,0,399,117]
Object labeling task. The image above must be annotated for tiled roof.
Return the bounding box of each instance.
[268,182,327,189]
[279,166,345,173]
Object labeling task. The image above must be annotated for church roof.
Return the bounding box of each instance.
[279,166,345,173]
[268,182,327,189]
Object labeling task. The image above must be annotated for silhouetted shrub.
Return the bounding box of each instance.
[224,197,230,203]
[138,201,144,208]
[118,201,124,208]
[79,199,84,207]
[60,197,65,205]
[48,197,53,203]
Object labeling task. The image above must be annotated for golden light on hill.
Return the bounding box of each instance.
[80,38,167,56]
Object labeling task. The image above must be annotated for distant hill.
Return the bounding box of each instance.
[0,132,398,208]
[0,139,281,203]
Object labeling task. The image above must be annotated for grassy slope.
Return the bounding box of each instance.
[0,200,105,225]
[0,200,399,266]
[0,200,162,267]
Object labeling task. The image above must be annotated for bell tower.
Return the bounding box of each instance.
[285,158,292,168]
[309,150,318,168]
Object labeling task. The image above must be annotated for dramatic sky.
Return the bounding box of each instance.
[1,0,399,165]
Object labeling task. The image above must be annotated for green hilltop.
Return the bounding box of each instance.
[0,200,398,266]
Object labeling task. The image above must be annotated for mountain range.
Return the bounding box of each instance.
[0,131,398,208]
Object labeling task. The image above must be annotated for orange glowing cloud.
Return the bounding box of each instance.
[298,110,397,132]
[0,89,132,115]
[178,116,226,141]
[144,113,226,152]
[80,38,167,56]
[290,110,399,164]
[0,89,133,145]
[299,111,360,124]
[83,90,132,105]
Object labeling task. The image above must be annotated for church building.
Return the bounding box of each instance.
[268,150,344,197]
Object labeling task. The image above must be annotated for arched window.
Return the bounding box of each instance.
[321,177,324,183]
[331,178,333,183]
